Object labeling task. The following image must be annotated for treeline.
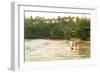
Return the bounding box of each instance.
[24,16,90,40]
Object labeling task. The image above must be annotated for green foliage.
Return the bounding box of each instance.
[78,18,90,40]
[24,16,90,40]
[50,26,65,39]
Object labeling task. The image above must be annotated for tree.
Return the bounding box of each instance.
[78,18,90,40]
[24,16,90,40]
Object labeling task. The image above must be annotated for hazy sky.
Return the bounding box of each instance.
[25,11,90,19]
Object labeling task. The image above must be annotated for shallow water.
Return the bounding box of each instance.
[24,39,90,61]
[25,39,49,50]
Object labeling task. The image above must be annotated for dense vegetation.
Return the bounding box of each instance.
[24,16,90,40]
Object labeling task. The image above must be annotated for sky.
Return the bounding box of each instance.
[25,11,91,19]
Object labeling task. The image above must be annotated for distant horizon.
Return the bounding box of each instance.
[25,11,90,19]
